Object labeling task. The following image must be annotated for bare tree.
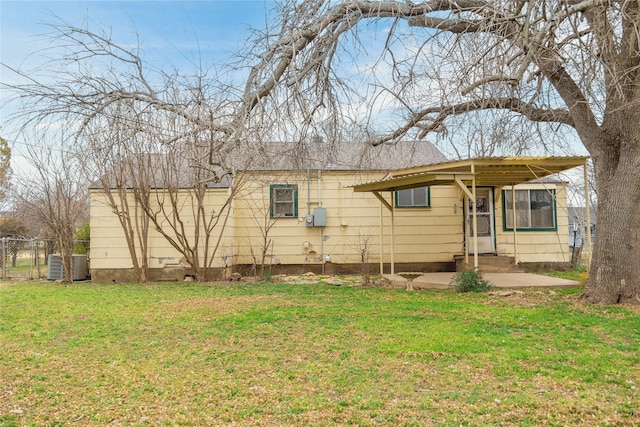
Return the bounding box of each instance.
[82,119,153,283]
[139,140,238,282]
[16,138,88,283]
[3,21,242,282]
[2,21,238,178]
[229,0,640,305]
[239,177,283,279]
[350,227,375,286]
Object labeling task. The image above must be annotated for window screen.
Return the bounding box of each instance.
[504,189,556,230]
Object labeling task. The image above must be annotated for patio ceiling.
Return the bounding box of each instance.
[352,156,589,192]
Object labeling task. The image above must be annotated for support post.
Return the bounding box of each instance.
[471,172,478,270]
[379,202,384,275]
[511,185,518,264]
[455,175,473,269]
[390,198,395,275]
[373,191,393,275]
[584,161,592,270]
[464,195,469,267]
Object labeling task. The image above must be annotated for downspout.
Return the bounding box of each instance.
[307,168,311,216]
[318,169,322,208]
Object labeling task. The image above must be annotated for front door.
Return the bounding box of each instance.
[468,188,495,254]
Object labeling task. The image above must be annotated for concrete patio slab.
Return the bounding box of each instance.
[383,272,579,290]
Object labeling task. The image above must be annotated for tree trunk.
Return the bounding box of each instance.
[582,141,640,305]
[59,237,74,285]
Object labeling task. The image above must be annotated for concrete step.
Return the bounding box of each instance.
[455,255,523,273]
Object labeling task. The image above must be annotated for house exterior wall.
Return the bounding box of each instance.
[89,172,572,282]
[90,187,234,281]
[232,170,464,270]
[90,190,141,270]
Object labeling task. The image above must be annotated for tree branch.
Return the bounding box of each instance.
[374,97,573,145]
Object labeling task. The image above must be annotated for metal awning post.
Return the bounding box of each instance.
[390,200,395,275]
[464,194,470,266]
[379,202,384,275]
[471,167,479,270]
[452,176,475,269]
[512,185,519,264]
[373,191,393,275]
[584,161,592,270]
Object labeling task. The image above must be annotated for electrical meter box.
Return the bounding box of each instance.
[313,207,326,227]
[305,213,314,227]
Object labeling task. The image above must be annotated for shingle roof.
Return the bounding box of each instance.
[90,140,448,189]
[229,140,448,171]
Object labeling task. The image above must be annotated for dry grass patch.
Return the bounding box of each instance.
[1,281,638,426]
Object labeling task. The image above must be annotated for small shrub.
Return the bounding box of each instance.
[579,271,588,284]
[73,221,90,254]
[451,269,494,292]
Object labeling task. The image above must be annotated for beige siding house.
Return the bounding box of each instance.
[89,141,587,282]
[91,188,236,282]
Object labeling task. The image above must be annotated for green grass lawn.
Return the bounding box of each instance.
[547,265,589,287]
[1,280,638,426]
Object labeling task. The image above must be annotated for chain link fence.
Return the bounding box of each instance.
[0,238,90,280]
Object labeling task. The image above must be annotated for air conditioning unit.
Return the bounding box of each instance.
[47,254,89,281]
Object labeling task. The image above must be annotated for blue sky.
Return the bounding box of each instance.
[1,1,273,70]
[0,1,586,170]
[0,1,276,168]
[1,1,414,171]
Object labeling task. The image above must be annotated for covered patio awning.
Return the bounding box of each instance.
[354,156,589,191]
[352,156,590,274]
